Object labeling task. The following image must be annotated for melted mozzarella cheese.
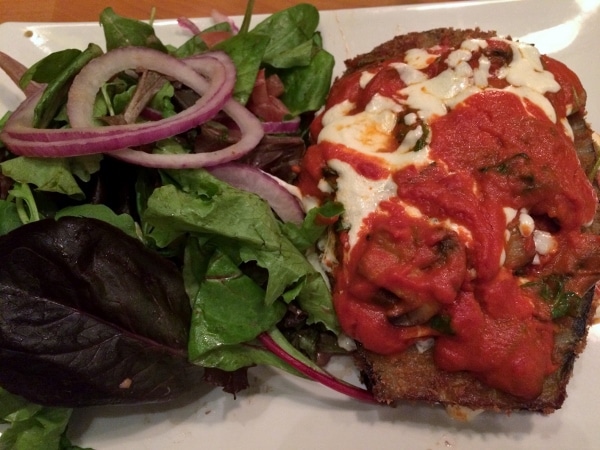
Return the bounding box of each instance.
[501,40,560,94]
[533,230,557,255]
[328,159,398,249]
[315,37,565,257]
[404,48,439,69]
[319,96,432,170]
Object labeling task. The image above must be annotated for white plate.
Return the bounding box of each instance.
[2,0,600,448]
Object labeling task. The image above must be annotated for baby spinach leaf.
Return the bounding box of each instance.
[252,3,319,66]
[0,216,204,407]
[264,39,315,69]
[213,32,270,104]
[31,44,103,128]
[100,7,167,52]
[171,22,232,58]
[19,48,81,89]
[279,46,334,116]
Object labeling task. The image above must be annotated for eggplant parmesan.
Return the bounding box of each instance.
[297,28,600,413]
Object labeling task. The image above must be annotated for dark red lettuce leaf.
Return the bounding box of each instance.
[0,216,204,407]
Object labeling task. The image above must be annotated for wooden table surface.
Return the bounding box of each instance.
[1,0,460,23]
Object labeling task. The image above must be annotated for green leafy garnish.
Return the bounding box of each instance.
[0,388,87,450]
[522,275,582,319]
[100,7,168,52]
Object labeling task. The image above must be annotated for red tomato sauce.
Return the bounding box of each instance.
[297,40,598,399]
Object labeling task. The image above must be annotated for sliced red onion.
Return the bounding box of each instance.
[107,56,264,168]
[109,98,263,168]
[206,162,305,224]
[258,332,376,403]
[1,48,234,156]
[211,9,239,34]
[261,117,301,134]
[177,17,201,35]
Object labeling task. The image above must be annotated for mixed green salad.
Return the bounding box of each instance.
[0,4,371,449]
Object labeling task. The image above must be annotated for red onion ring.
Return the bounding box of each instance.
[1,48,234,157]
[261,116,301,134]
[211,10,240,34]
[177,17,201,35]
[107,56,264,168]
[206,162,305,224]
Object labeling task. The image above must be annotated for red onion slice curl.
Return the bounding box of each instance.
[206,162,305,224]
[1,48,235,157]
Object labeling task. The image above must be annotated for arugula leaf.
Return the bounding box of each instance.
[99,7,167,52]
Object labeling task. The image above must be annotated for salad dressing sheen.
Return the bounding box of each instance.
[297,36,597,399]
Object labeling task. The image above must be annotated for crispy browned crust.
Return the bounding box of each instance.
[344,28,499,75]
[355,288,598,413]
[345,28,600,414]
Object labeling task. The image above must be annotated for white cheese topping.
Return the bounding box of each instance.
[404,48,438,69]
[533,230,557,256]
[315,37,564,257]
[503,206,518,224]
[359,70,376,88]
[518,209,535,237]
[501,40,560,94]
[318,97,432,170]
[328,159,398,249]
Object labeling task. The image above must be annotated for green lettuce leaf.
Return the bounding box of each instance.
[142,168,337,328]
[0,155,102,199]
[0,200,22,236]
[0,388,88,450]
